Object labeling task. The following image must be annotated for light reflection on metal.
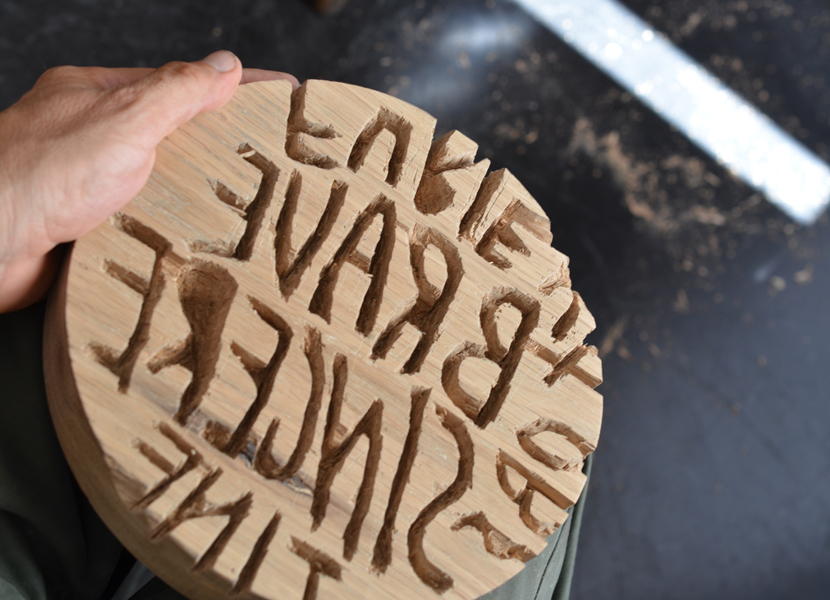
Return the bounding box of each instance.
[513,0,830,224]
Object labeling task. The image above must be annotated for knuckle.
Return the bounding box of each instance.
[36,65,77,85]
[157,61,209,86]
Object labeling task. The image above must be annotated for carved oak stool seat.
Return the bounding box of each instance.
[45,80,603,600]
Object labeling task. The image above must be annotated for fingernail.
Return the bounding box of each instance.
[202,50,237,73]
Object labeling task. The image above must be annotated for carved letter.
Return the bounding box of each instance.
[372,225,463,374]
[289,537,343,600]
[151,468,253,572]
[495,450,570,538]
[441,288,540,428]
[458,169,551,268]
[133,422,203,510]
[517,418,595,473]
[286,85,340,169]
[475,199,552,270]
[231,511,281,595]
[90,214,171,392]
[204,297,292,458]
[311,354,384,561]
[348,108,413,187]
[147,260,238,426]
[372,387,430,573]
[407,405,474,593]
[193,146,280,262]
[413,131,489,215]
[275,173,348,298]
[450,512,535,563]
[308,195,396,336]
[254,328,325,481]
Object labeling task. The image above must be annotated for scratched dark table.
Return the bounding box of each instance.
[1,0,829,599]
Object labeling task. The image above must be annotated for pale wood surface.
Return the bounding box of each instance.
[44,79,603,600]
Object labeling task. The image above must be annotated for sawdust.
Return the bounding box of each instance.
[567,117,728,234]
[598,316,628,358]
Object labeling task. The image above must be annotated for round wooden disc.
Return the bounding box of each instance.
[45,80,603,600]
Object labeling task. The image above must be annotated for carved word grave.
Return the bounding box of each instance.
[45,80,603,600]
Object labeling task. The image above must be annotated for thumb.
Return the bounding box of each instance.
[112,51,242,148]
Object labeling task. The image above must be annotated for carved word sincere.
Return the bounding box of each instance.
[91,85,601,599]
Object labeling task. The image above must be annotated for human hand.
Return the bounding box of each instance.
[0,51,298,313]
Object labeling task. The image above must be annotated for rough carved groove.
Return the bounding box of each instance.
[275,173,348,298]
[311,354,384,561]
[517,418,595,473]
[441,288,540,428]
[254,328,325,481]
[133,422,203,510]
[407,405,474,593]
[308,195,396,336]
[286,86,341,169]
[450,512,536,563]
[347,107,413,187]
[231,512,282,595]
[372,387,430,573]
[147,261,238,425]
[203,296,293,458]
[90,214,171,392]
[496,451,569,537]
[193,146,280,261]
[151,468,253,572]
[290,537,343,600]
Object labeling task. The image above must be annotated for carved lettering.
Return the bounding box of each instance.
[308,195,396,336]
[475,199,552,269]
[544,345,601,388]
[458,170,552,271]
[414,131,489,215]
[551,291,582,342]
[90,214,171,392]
[286,86,341,169]
[372,225,463,374]
[133,422,203,510]
[254,327,325,481]
[407,405,474,593]
[517,418,595,473]
[311,354,384,561]
[231,512,282,595]
[147,261,238,425]
[193,146,280,262]
[442,288,540,428]
[348,108,413,187]
[204,297,293,458]
[64,81,603,600]
[290,537,343,600]
[372,387,430,573]
[275,173,348,298]
[151,468,253,572]
[495,450,570,538]
[450,512,535,563]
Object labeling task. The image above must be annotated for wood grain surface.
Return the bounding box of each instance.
[44,79,603,600]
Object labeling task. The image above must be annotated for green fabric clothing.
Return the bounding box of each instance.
[0,301,590,600]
